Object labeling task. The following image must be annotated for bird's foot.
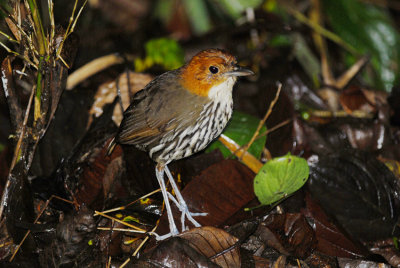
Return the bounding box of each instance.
[168,192,207,231]
[150,230,177,241]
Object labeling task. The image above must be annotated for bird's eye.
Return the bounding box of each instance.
[209,66,219,74]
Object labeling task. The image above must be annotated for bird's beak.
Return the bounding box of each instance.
[225,65,254,77]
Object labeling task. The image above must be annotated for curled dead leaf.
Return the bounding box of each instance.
[179,226,240,268]
[89,71,153,126]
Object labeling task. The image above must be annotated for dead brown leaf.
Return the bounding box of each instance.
[180,226,240,268]
[89,71,153,126]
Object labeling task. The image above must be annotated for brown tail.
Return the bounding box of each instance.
[106,137,117,156]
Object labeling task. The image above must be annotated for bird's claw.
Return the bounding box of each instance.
[149,231,175,241]
[167,192,207,231]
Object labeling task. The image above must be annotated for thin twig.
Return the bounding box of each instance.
[69,0,87,36]
[312,109,373,118]
[241,83,282,154]
[119,258,131,268]
[0,30,19,43]
[107,256,111,268]
[56,0,84,59]
[0,42,20,56]
[255,119,292,139]
[97,227,147,233]
[119,223,158,268]
[132,225,157,256]
[55,0,87,63]
[96,188,161,215]
[94,211,146,232]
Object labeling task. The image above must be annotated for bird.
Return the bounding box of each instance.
[108,49,254,239]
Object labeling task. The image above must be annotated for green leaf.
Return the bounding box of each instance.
[322,0,400,92]
[254,153,309,205]
[183,0,212,35]
[139,38,184,71]
[269,34,293,47]
[122,216,139,223]
[206,111,266,159]
[218,0,264,19]
[291,33,321,88]
[154,0,174,25]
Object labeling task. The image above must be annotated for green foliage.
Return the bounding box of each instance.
[134,38,184,72]
[254,153,309,205]
[322,0,400,92]
[122,215,139,223]
[183,0,211,35]
[217,0,264,19]
[269,34,292,47]
[207,111,267,159]
[291,33,321,88]
[263,0,279,13]
[154,0,263,36]
[155,0,212,35]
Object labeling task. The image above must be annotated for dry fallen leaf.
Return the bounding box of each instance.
[89,71,153,126]
[179,226,240,268]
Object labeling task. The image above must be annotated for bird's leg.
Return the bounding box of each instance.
[155,164,179,240]
[164,165,207,232]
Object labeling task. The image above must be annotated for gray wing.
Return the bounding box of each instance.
[115,70,208,149]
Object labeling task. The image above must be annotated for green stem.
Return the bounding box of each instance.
[27,0,47,122]
[286,6,360,56]
[27,0,47,55]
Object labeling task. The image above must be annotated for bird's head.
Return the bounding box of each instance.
[180,49,254,98]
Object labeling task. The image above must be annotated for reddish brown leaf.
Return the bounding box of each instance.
[156,159,255,237]
[183,159,255,226]
[179,226,240,268]
[257,213,316,258]
[339,85,376,114]
[74,141,123,209]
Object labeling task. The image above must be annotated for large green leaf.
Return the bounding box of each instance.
[322,0,400,92]
[206,111,266,159]
[254,153,309,205]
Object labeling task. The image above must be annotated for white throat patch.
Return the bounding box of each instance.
[207,77,236,102]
